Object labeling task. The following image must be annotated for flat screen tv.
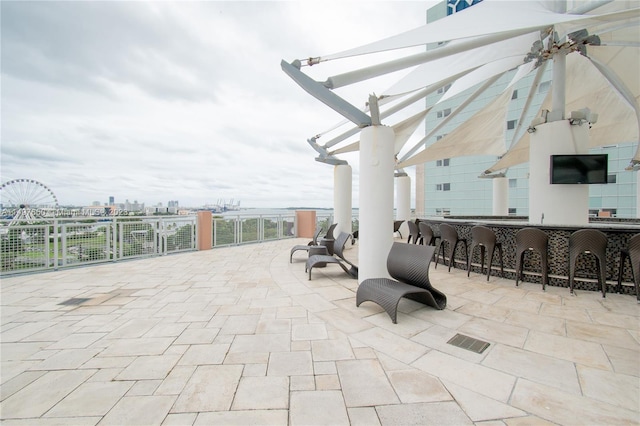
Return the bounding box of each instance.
[550,154,608,184]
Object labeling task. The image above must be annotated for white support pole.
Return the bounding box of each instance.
[492,176,508,216]
[334,164,353,240]
[529,120,590,225]
[359,125,395,282]
[396,174,411,238]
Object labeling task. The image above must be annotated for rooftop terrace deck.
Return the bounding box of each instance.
[1,238,638,425]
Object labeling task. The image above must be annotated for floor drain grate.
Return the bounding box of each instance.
[58,297,92,306]
[447,333,490,354]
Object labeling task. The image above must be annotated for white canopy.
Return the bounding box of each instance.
[320,1,610,62]
[399,87,514,168]
[485,50,640,173]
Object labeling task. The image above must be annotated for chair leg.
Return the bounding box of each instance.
[448,241,458,272]
[515,251,523,286]
[617,251,628,294]
[498,244,504,278]
[569,254,577,294]
[486,245,493,281]
[541,250,548,291]
[435,242,445,269]
[597,255,607,298]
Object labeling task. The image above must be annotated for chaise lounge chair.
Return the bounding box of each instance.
[305,232,358,280]
[290,223,337,262]
[356,242,447,323]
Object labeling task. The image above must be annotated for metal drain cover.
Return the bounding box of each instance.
[447,333,490,354]
[58,297,92,306]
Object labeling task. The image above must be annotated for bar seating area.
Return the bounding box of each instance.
[416,217,640,297]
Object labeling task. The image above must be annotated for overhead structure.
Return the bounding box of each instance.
[281,0,640,258]
[282,0,639,170]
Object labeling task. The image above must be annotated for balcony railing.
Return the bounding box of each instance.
[0,216,199,275]
[0,211,360,276]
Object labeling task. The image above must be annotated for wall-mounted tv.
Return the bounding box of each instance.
[550,154,608,184]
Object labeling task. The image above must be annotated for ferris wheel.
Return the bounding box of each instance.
[0,179,59,224]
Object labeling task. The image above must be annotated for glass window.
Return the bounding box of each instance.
[511,90,518,100]
[443,183,451,191]
[508,208,517,215]
[436,184,442,191]
[436,160,442,166]
[443,158,450,166]
[607,174,617,184]
[507,119,517,130]
[509,178,517,188]
[538,81,551,93]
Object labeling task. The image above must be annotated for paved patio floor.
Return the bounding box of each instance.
[1,238,638,425]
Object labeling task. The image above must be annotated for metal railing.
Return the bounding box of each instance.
[212,214,296,247]
[0,216,197,276]
[1,211,359,276]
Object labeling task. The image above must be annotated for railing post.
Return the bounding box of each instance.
[53,219,59,270]
[196,211,213,250]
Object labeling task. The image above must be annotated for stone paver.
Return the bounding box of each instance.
[1,238,638,425]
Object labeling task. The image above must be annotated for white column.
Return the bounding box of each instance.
[359,125,395,282]
[396,174,411,238]
[334,164,352,239]
[492,176,508,216]
[529,120,590,225]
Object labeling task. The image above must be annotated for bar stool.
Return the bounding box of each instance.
[406,220,421,244]
[418,222,439,246]
[467,225,504,281]
[515,228,549,290]
[437,223,468,272]
[569,229,608,297]
[616,233,640,302]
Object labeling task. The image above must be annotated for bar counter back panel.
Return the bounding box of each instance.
[418,218,640,295]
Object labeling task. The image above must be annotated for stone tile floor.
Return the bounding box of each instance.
[1,238,638,425]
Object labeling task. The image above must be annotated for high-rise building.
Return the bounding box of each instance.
[109,196,115,205]
[416,0,638,218]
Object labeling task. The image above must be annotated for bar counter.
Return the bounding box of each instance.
[417,216,640,295]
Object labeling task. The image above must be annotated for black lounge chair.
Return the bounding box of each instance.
[356,242,447,323]
[306,232,358,280]
[290,223,337,262]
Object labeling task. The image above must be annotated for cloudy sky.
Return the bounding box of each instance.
[2,1,436,209]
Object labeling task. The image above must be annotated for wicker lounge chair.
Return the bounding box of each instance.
[356,242,446,323]
[289,223,337,262]
[306,232,358,280]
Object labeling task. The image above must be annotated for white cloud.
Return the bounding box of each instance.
[1,1,433,208]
